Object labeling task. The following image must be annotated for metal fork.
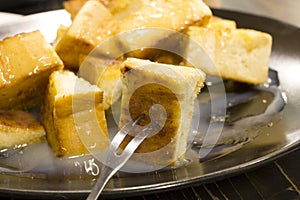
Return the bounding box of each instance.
[86,104,166,200]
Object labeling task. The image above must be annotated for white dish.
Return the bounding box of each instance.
[0,12,23,26]
[0,10,71,42]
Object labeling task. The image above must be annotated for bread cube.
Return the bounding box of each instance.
[55,1,116,69]
[119,58,206,166]
[63,0,88,20]
[119,0,212,59]
[0,30,63,109]
[41,70,109,157]
[79,57,123,110]
[205,16,237,30]
[57,0,212,70]
[118,0,212,32]
[185,26,272,84]
[0,110,45,149]
[63,0,142,20]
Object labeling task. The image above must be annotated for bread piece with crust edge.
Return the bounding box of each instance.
[119,58,206,167]
[0,30,63,109]
[41,70,109,157]
[0,110,45,150]
[185,27,272,85]
[56,0,212,70]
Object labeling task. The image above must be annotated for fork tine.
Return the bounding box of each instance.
[109,114,144,152]
[119,127,149,158]
[86,115,148,200]
[120,122,159,158]
[87,105,167,200]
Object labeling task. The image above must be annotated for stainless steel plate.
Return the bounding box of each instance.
[0,9,299,199]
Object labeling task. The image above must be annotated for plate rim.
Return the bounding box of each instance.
[0,8,300,198]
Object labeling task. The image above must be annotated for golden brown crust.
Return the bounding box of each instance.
[63,0,88,19]
[0,110,45,149]
[0,30,63,109]
[79,58,123,110]
[55,1,116,69]
[185,25,272,85]
[117,0,211,31]
[120,83,181,153]
[57,0,212,69]
[119,58,205,166]
[40,70,109,157]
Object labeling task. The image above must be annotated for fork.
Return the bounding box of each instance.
[86,104,167,200]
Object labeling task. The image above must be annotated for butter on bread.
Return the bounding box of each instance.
[146,16,236,65]
[205,16,237,30]
[52,24,69,47]
[64,0,143,20]
[56,0,212,69]
[119,58,205,166]
[63,0,88,20]
[0,30,63,109]
[55,1,116,69]
[0,110,45,150]
[79,58,123,110]
[118,0,212,31]
[185,25,272,85]
[118,0,212,59]
[64,0,210,23]
[41,70,109,157]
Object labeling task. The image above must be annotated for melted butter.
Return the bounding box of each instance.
[192,72,285,160]
[0,55,14,85]
[118,0,211,32]
[0,46,10,85]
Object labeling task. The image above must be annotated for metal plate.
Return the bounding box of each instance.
[0,9,300,199]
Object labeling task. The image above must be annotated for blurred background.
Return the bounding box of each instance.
[203,0,300,28]
[0,0,64,14]
[0,0,299,28]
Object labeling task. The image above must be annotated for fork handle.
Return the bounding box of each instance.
[86,165,116,200]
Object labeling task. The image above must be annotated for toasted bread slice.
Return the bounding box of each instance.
[63,0,88,20]
[64,0,143,20]
[55,1,117,69]
[119,0,212,58]
[41,70,109,157]
[52,24,69,48]
[104,0,145,19]
[205,16,237,30]
[118,0,211,31]
[58,0,212,69]
[0,30,63,109]
[0,110,45,150]
[119,58,205,166]
[185,26,272,84]
[79,58,123,110]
